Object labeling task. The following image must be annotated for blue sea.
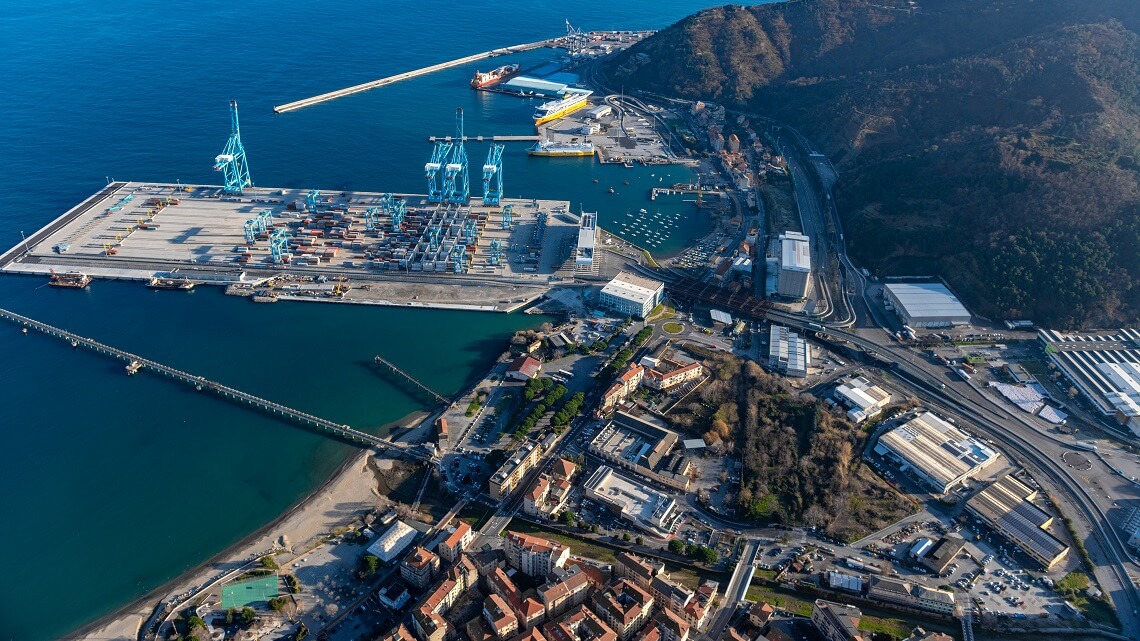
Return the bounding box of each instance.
[0,1,768,638]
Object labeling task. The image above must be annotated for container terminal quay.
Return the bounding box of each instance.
[0,179,614,312]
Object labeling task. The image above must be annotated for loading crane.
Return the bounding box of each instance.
[364,207,380,232]
[482,143,504,206]
[212,100,252,194]
[269,228,290,264]
[391,198,407,230]
[452,245,466,273]
[501,203,514,229]
[463,218,477,245]
[425,141,453,203]
[443,108,470,204]
[488,239,503,265]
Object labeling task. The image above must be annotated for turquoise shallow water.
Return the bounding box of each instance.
[0,1,772,638]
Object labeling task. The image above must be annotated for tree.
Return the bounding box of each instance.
[359,554,380,577]
[187,615,206,631]
[269,596,288,611]
[635,536,644,545]
[240,607,257,626]
[622,531,632,542]
[261,555,279,570]
[560,511,575,525]
[225,609,236,625]
[669,539,687,554]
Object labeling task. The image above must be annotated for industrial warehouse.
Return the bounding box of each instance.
[831,377,892,423]
[588,412,692,490]
[883,283,972,327]
[874,412,1002,494]
[965,475,1071,569]
[1038,328,1140,434]
[768,325,811,378]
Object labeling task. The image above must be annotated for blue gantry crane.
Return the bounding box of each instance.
[269,228,290,264]
[307,189,322,213]
[425,142,453,203]
[443,108,470,204]
[213,100,252,194]
[463,218,477,245]
[243,219,258,243]
[391,198,406,230]
[488,239,502,265]
[428,224,443,252]
[501,203,514,229]
[364,207,380,232]
[482,144,504,206]
[453,245,466,273]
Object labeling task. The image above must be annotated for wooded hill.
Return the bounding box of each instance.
[605,0,1140,327]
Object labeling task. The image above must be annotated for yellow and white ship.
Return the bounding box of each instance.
[533,92,591,125]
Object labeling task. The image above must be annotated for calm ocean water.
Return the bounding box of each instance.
[0,1,768,638]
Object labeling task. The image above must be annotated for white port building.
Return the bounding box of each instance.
[883,283,971,327]
[584,465,682,535]
[769,325,811,377]
[599,271,664,319]
[875,412,1001,494]
[777,231,811,299]
[576,212,598,268]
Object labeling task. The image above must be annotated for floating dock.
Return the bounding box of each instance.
[0,182,581,305]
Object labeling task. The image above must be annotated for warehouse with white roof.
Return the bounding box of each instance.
[875,412,1001,493]
[769,325,811,378]
[1039,328,1140,434]
[833,377,892,423]
[884,283,971,327]
[366,520,418,563]
[777,231,811,299]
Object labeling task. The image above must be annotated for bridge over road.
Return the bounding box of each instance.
[1,307,433,462]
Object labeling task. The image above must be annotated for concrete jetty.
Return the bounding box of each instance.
[0,306,434,461]
[273,38,555,114]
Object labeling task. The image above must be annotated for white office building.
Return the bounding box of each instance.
[576,212,598,268]
[599,271,664,319]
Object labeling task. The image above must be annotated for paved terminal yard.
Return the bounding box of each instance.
[2,182,586,311]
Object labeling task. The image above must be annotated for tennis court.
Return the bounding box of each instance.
[221,575,279,609]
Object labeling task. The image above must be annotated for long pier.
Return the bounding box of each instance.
[273,38,556,114]
[427,135,540,142]
[373,355,449,405]
[0,307,432,461]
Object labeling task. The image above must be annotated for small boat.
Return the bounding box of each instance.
[148,276,195,291]
[623,180,630,185]
[21,327,28,334]
[126,360,142,375]
[70,340,78,348]
[608,188,615,194]
[593,179,599,183]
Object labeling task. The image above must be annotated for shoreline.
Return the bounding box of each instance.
[67,408,428,641]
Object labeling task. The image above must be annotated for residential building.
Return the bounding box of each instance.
[749,602,774,628]
[600,364,645,415]
[591,580,655,640]
[505,531,570,578]
[490,440,543,500]
[652,606,691,641]
[643,360,704,391]
[543,604,620,641]
[650,575,694,619]
[551,458,577,482]
[543,568,593,619]
[439,520,474,563]
[413,555,480,641]
[613,552,663,591]
[905,629,954,641]
[874,412,1001,494]
[599,272,665,319]
[965,475,1070,568]
[486,594,521,640]
[524,476,552,517]
[768,325,811,377]
[810,600,866,641]
[510,629,551,641]
[508,356,543,381]
[488,566,546,630]
[868,576,956,615]
[776,231,811,299]
[379,623,417,641]
[401,547,440,590]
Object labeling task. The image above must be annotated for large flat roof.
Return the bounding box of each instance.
[966,475,1069,565]
[884,283,970,321]
[779,231,810,272]
[877,412,999,490]
[1039,328,1140,417]
[584,466,677,531]
[601,271,664,306]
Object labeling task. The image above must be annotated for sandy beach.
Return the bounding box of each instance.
[72,448,385,641]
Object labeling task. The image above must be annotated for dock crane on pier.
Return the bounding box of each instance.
[391,198,407,230]
[452,245,466,273]
[213,100,252,194]
[501,203,514,229]
[482,144,505,206]
[443,108,470,204]
[488,239,502,265]
[425,141,453,203]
